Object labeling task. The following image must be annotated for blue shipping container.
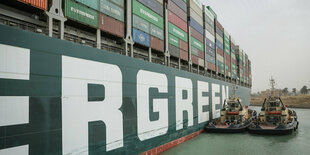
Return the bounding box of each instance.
[231,48,235,53]
[216,27,223,37]
[216,40,224,50]
[217,60,222,67]
[206,54,216,64]
[133,28,150,46]
[190,17,204,35]
[206,37,215,49]
[172,0,187,12]
[138,0,163,16]
[206,46,215,57]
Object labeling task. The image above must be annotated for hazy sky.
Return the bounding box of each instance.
[202,0,310,92]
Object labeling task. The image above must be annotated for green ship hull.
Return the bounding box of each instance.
[0,25,250,154]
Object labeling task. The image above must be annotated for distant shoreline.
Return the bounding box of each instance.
[250,94,310,109]
[250,104,310,109]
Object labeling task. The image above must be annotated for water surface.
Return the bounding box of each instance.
[162,107,310,155]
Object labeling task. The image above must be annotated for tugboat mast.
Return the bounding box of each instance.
[270,77,276,98]
[232,84,237,99]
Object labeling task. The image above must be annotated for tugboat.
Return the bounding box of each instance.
[249,78,299,134]
[205,84,257,133]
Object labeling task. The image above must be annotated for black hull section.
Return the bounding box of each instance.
[205,126,248,133]
[249,121,299,135]
[205,120,253,133]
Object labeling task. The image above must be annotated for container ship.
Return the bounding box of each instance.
[0,0,252,154]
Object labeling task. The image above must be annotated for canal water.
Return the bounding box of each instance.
[162,107,310,155]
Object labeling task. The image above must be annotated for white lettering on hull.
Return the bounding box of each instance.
[0,145,28,155]
[212,84,220,118]
[62,56,123,154]
[0,44,30,155]
[222,85,229,106]
[197,81,209,124]
[175,77,193,130]
[137,70,168,141]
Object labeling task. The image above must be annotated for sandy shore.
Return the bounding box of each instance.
[250,94,310,109]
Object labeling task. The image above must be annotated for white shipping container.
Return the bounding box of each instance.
[216,33,224,44]
[199,58,204,67]
[190,9,203,25]
[190,0,203,16]
[205,30,215,42]
[224,29,229,37]
[231,53,236,60]
[217,54,224,62]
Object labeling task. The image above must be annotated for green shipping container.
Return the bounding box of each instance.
[65,0,99,28]
[132,0,163,29]
[224,35,230,44]
[204,6,215,20]
[100,0,124,22]
[207,6,217,19]
[168,23,188,42]
[76,0,99,10]
[110,0,124,7]
[150,24,164,40]
[133,15,150,34]
[169,34,179,47]
[191,37,204,51]
[191,46,199,56]
[224,42,230,54]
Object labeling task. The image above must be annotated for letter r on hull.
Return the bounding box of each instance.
[62,56,123,154]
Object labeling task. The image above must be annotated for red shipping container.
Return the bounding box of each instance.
[180,49,188,61]
[217,48,224,56]
[207,62,216,71]
[231,58,236,64]
[215,19,224,31]
[190,28,203,43]
[225,54,231,61]
[179,40,188,52]
[99,13,124,38]
[231,42,236,50]
[226,71,231,76]
[191,55,198,65]
[168,1,187,22]
[18,0,47,10]
[198,51,204,59]
[151,36,164,52]
[168,11,187,33]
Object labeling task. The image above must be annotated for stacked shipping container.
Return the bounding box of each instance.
[132,0,164,52]
[168,0,188,60]
[230,37,237,79]
[189,0,204,67]
[18,0,47,10]
[64,0,125,38]
[99,0,125,38]
[204,6,216,72]
[245,53,249,84]
[58,0,252,84]
[236,47,245,83]
[224,30,231,77]
[215,19,224,75]
[249,60,252,86]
